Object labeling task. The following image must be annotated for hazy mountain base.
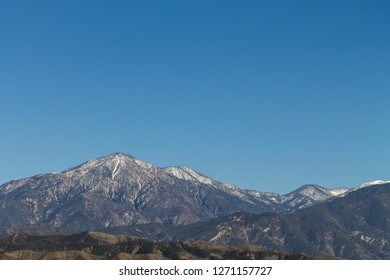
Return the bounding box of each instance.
[0,231,334,260]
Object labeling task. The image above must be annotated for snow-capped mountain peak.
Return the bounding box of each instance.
[278,184,349,210]
[293,184,348,198]
[63,153,156,175]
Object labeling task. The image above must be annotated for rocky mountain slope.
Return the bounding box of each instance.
[0,153,347,230]
[103,182,390,259]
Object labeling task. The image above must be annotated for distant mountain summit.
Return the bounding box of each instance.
[0,153,357,231]
[280,184,349,211]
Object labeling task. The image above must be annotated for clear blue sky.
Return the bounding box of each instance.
[1,0,389,193]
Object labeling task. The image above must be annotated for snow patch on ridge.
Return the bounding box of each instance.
[328,188,349,196]
[133,158,154,170]
[355,180,390,190]
[164,167,214,185]
[111,161,120,179]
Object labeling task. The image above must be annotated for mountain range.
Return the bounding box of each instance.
[0,153,389,259]
[122,182,390,260]
[0,153,348,230]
